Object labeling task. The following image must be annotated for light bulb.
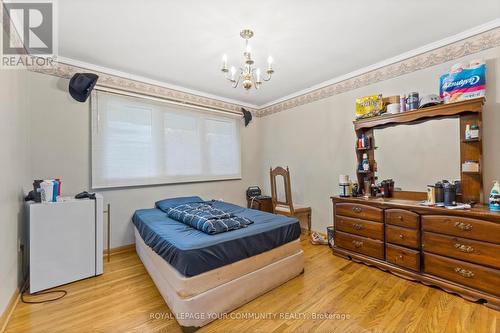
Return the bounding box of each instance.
[267,56,273,71]
[256,68,261,82]
[221,54,228,71]
[246,44,251,53]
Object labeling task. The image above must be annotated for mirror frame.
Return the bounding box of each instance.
[352,98,484,203]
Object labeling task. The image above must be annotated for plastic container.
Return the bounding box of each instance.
[362,153,369,171]
[490,181,500,212]
[327,226,334,248]
[435,182,444,203]
[40,181,54,203]
[407,92,419,110]
[443,183,456,206]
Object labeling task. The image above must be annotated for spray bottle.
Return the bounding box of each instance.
[490,180,500,212]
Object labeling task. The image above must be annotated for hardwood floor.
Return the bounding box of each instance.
[5,237,499,333]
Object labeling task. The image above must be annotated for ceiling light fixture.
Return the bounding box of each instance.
[221,29,274,90]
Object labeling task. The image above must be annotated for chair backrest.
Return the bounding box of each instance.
[270,166,294,214]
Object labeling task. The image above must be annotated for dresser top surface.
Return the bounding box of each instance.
[331,196,500,222]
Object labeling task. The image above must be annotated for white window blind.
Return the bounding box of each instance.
[91,91,241,188]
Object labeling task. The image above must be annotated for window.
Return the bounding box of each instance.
[91,91,241,188]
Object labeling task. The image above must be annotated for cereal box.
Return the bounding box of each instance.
[440,64,486,103]
[355,94,384,119]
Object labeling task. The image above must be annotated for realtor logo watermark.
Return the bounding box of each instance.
[1,0,57,68]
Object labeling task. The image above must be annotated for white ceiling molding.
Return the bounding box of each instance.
[258,20,500,116]
[28,21,499,118]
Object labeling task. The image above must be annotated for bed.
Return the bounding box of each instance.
[132,197,304,331]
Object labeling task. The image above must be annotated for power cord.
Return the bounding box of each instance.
[21,285,67,304]
[19,244,68,304]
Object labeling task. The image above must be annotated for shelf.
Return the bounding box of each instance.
[357,170,372,174]
[356,146,377,151]
[461,138,481,143]
[353,98,484,131]
[462,171,480,175]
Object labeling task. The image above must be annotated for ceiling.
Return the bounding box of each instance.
[58,1,500,107]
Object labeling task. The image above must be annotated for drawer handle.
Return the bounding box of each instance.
[352,240,363,248]
[352,223,363,230]
[399,234,404,239]
[398,254,404,260]
[455,222,473,231]
[454,243,474,253]
[352,207,362,213]
[454,267,475,278]
[397,215,403,221]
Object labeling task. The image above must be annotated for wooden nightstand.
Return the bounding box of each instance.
[247,196,273,213]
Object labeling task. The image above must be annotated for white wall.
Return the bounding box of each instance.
[0,69,30,315]
[26,71,263,248]
[259,46,500,233]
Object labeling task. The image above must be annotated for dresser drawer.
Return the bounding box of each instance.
[385,209,419,229]
[335,231,384,260]
[386,243,420,271]
[385,225,420,249]
[335,203,382,222]
[423,252,500,296]
[422,215,500,244]
[335,215,383,240]
[422,232,500,269]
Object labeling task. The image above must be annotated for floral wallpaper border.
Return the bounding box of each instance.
[28,27,499,118]
[257,27,500,117]
[29,62,252,115]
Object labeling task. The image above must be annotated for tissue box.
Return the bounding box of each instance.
[462,161,480,173]
[440,64,485,103]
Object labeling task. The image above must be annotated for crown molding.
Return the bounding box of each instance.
[55,56,260,110]
[25,21,500,118]
[257,20,500,116]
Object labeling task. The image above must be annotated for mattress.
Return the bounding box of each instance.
[134,228,301,298]
[132,199,301,277]
[135,227,304,329]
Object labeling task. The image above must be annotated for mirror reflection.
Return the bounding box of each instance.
[374,118,461,192]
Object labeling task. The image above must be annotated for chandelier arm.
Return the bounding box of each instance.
[263,73,272,82]
[232,75,241,88]
[252,76,259,90]
[223,68,234,82]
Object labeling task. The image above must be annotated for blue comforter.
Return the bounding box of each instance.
[166,202,253,234]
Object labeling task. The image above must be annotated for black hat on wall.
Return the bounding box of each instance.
[242,108,252,127]
[69,73,99,102]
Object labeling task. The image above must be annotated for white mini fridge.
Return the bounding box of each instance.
[27,194,104,293]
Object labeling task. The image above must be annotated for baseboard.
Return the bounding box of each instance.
[0,285,22,333]
[103,244,135,258]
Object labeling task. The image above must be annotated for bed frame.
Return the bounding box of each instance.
[134,228,304,331]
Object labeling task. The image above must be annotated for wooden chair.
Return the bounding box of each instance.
[270,166,312,233]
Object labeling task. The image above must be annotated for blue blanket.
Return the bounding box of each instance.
[166,202,253,234]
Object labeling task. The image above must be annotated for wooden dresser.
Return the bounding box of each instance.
[332,196,500,310]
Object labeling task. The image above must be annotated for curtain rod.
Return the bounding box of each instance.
[94,85,243,117]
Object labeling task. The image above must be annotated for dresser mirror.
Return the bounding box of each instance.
[374,118,461,192]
